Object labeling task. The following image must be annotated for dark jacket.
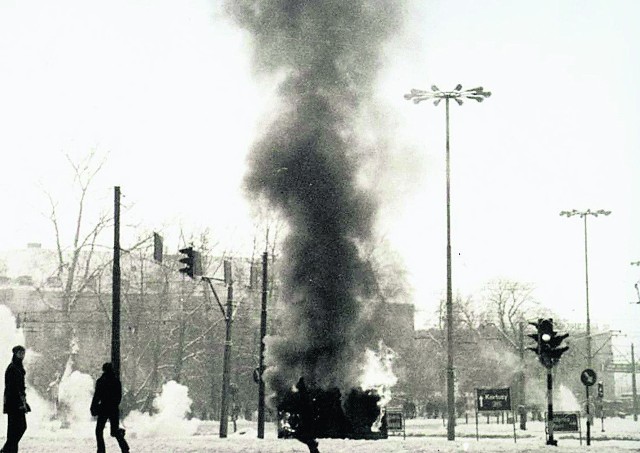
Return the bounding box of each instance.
[3,357,29,414]
[90,370,122,416]
[295,378,313,436]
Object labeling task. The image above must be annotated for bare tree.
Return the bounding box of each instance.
[32,152,112,383]
[482,279,542,341]
[47,152,111,311]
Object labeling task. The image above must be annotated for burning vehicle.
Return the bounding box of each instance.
[229,0,403,450]
[277,379,388,440]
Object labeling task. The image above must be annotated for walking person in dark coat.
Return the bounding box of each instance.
[293,378,320,453]
[1,345,30,453]
[90,363,130,453]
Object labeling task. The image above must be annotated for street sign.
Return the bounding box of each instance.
[605,363,640,373]
[386,411,403,430]
[553,412,580,432]
[581,369,597,386]
[476,388,512,411]
[384,410,405,439]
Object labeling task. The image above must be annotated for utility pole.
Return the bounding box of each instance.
[633,343,638,422]
[112,186,121,378]
[202,263,235,439]
[257,251,268,438]
[219,270,234,438]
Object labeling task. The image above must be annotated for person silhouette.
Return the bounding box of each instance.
[293,377,319,453]
[1,345,30,453]
[90,363,130,453]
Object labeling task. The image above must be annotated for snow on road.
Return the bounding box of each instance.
[9,434,640,452]
[9,418,640,452]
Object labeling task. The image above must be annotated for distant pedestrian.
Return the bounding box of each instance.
[1,345,31,453]
[90,363,130,453]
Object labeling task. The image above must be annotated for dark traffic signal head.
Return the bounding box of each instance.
[527,319,544,354]
[527,318,546,355]
[539,318,553,341]
[527,318,569,368]
[178,247,202,278]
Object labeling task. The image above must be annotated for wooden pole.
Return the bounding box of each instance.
[219,279,234,438]
[257,251,268,438]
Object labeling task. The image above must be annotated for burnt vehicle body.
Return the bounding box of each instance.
[277,386,388,440]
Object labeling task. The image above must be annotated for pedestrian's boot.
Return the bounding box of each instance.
[306,439,320,453]
[114,427,130,452]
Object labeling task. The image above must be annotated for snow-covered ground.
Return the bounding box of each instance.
[1,304,637,452]
[9,417,640,452]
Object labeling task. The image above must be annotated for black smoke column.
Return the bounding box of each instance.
[228,0,404,413]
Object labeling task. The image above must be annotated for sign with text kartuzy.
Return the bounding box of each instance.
[476,388,512,412]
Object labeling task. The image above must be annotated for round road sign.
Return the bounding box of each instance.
[580,368,597,386]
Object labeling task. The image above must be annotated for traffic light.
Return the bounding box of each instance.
[178,247,202,278]
[527,318,569,368]
[541,319,569,365]
[527,319,544,355]
[597,382,604,398]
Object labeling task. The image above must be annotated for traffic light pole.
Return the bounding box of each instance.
[546,368,557,446]
[527,319,569,446]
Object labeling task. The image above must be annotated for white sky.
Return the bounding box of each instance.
[0,1,638,346]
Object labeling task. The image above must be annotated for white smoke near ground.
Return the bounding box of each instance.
[556,385,580,412]
[0,305,25,366]
[124,380,200,438]
[0,305,202,439]
[24,385,53,432]
[0,304,55,433]
[58,363,95,433]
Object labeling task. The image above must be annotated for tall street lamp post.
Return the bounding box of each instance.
[404,85,491,441]
[560,209,610,442]
[559,209,611,368]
